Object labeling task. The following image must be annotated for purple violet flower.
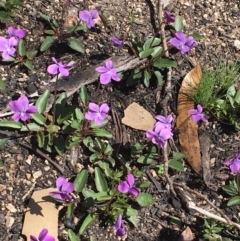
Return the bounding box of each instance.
[49,177,74,202]
[9,95,37,122]
[114,214,127,237]
[188,104,208,123]
[79,10,99,29]
[8,26,26,40]
[118,174,140,197]
[169,31,197,54]
[110,36,123,47]
[164,11,175,23]
[223,154,240,174]
[85,103,110,125]
[47,57,71,76]
[155,114,173,130]
[30,228,55,241]
[95,59,121,85]
[146,127,173,148]
[0,36,18,60]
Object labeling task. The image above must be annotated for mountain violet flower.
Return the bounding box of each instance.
[110,36,123,47]
[146,127,173,148]
[9,95,37,122]
[95,59,121,85]
[49,177,74,202]
[114,214,127,238]
[85,103,109,125]
[223,153,240,173]
[79,10,99,28]
[165,11,175,23]
[169,31,197,54]
[118,174,140,197]
[155,114,173,130]
[47,57,71,76]
[188,104,208,123]
[8,26,26,40]
[0,36,18,60]
[30,228,55,241]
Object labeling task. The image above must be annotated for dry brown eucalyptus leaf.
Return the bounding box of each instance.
[22,188,59,241]
[122,102,155,131]
[176,62,202,172]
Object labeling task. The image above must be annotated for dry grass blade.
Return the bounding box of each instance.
[176,63,202,172]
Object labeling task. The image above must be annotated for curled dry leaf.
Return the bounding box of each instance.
[178,226,194,241]
[121,102,155,131]
[176,62,202,172]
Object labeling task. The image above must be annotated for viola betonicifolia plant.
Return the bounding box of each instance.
[1,2,237,241]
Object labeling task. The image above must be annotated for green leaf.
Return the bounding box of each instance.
[126,207,138,227]
[143,37,161,50]
[168,159,184,171]
[79,213,97,234]
[90,119,108,129]
[143,69,151,87]
[0,159,4,167]
[227,196,240,207]
[189,33,203,40]
[222,182,238,196]
[137,154,155,164]
[68,229,79,241]
[154,71,163,86]
[47,124,60,133]
[227,85,236,97]
[94,167,108,192]
[23,60,34,71]
[36,90,50,114]
[44,29,55,35]
[26,50,38,60]
[21,123,41,132]
[82,188,96,198]
[80,85,88,105]
[0,11,11,20]
[74,169,88,192]
[234,89,240,104]
[136,193,154,207]
[75,108,84,122]
[92,128,112,138]
[151,46,163,58]
[139,182,151,188]
[153,58,177,68]
[53,135,65,155]
[0,79,6,90]
[67,203,74,219]
[68,38,85,54]
[66,25,87,34]
[31,113,46,125]
[37,131,44,148]
[98,161,111,177]
[57,106,75,124]
[172,152,185,160]
[173,16,184,31]
[139,49,154,59]
[0,121,22,129]
[40,36,55,52]
[131,142,144,156]
[0,138,9,148]
[18,39,26,56]
[55,92,67,117]
[126,69,142,87]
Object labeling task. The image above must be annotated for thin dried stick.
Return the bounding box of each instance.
[174,182,240,231]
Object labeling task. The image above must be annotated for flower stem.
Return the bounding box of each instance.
[53,74,59,124]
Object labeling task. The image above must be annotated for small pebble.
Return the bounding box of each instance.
[6,203,17,213]
[32,171,42,179]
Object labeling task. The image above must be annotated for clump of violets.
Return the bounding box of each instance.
[85,103,110,125]
[79,10,99,29]
[118,173,140,197]
[95,59,121,85]
[169,31,197,54]
[164,11,175,23]
[9,95,37,122]
[188,104,208,123]
[49,177,74,202]
[110,36,123,47]
[47,57,71,76]
[146,114,173,148]
[223,153,240,174]
[30,228,55,241]
[114,214,127,239]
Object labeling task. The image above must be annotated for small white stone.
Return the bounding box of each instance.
[234,40,240,50]
[32,171,42,179]
[6,203,17,213]
[5,216,15,228]
[44,166,50,172]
